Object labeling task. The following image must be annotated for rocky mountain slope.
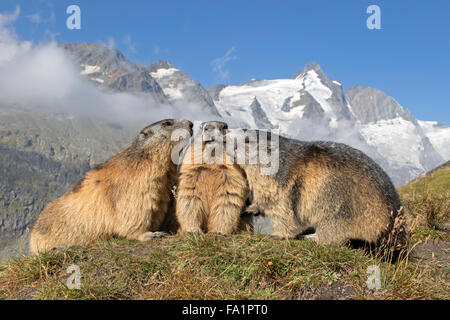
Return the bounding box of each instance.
[0,105,136,261]
[346,85,444,184]
[60,43,168,104]
[148,60,220,117]
[61,44,220,116]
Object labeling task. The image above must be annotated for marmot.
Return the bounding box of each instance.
[175,121,249,235]
[226,129,407,250]
[29,119,193,253]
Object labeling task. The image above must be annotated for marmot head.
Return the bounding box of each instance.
[132,119,193,151]
[183,121,229,165]
[200,121,228,144]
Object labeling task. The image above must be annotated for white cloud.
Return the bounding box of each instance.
[106,37,116,49]
[286,116,375,158]
[0,5,20,26]
[211,47,237,80]
[43,29,60,42]
[0,9,216,126]
[26,1,56,25]
[27,12,42,24]
[123,35,136,53]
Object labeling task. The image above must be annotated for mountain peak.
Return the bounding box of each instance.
[148,60,175,72]
[304,61,322,71]
[59,43,126,61]
[294,61,324,79]
[345,85,416,124]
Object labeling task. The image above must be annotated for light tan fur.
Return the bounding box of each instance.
[29,119,193,253]
[175,122,249,235]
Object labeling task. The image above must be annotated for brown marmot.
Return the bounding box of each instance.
[175,121,249,235]
[226,129,408,251]
[29,119,193,253]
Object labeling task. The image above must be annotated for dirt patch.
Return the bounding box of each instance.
[274,277,371,300]
[114,236,180,257]
[410,239,450,268]
[307,282,359,300]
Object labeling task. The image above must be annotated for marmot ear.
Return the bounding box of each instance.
[140,129,154,139]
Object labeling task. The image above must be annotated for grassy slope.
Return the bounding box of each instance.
[398,163,449,243]
[0,166,449,300]
[399,161,450,196]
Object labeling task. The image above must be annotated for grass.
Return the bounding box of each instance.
[0,165,448,300]
[0,231,447,300]
[399,162,450,196]
[399,165,449,243]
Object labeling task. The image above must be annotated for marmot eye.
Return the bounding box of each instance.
[161,120,173,127]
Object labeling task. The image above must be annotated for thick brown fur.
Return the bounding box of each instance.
[227,129,408,252]
[175,122,249,235]
[29,119,193,253]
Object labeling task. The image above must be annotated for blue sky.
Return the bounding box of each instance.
[1,0,449,125]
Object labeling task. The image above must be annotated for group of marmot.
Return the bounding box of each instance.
[29,119,408,254]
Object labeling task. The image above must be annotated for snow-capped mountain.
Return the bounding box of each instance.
[212,62,354,131]
[60,43,169,104]
[211,62,448,186]
[148,60,220,116]
[417,120,450,160]
[60,43,219,116]
[346,86,444,184]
